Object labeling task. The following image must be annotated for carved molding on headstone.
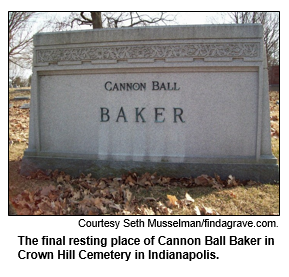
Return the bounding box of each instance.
[36,43,259,63]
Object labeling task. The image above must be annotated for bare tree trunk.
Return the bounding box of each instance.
[91,12,102,29]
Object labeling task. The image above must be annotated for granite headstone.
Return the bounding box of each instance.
[21,24,279,182]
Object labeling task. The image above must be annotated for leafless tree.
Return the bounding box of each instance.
[9,12,36,69]
[9,12,52,70]
[70,12,176,29]
[73,12,103,28]
[219,12,279,66]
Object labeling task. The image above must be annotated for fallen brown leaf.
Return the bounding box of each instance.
[167,195,179,208]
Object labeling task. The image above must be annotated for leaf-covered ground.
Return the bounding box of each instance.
[270,91,279,162]
[12,169,270,215]
[8,90,280,215]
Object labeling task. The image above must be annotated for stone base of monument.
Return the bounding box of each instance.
[21,25,279,184]
[21,154,278,183]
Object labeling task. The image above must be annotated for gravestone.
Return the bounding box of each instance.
[21,24,279,182]
[13,96,30,101]
[14,88,31,93]
[20,103,30,109]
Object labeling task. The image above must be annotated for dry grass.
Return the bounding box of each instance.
[8,89,280,215]
[128,182,279,215]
